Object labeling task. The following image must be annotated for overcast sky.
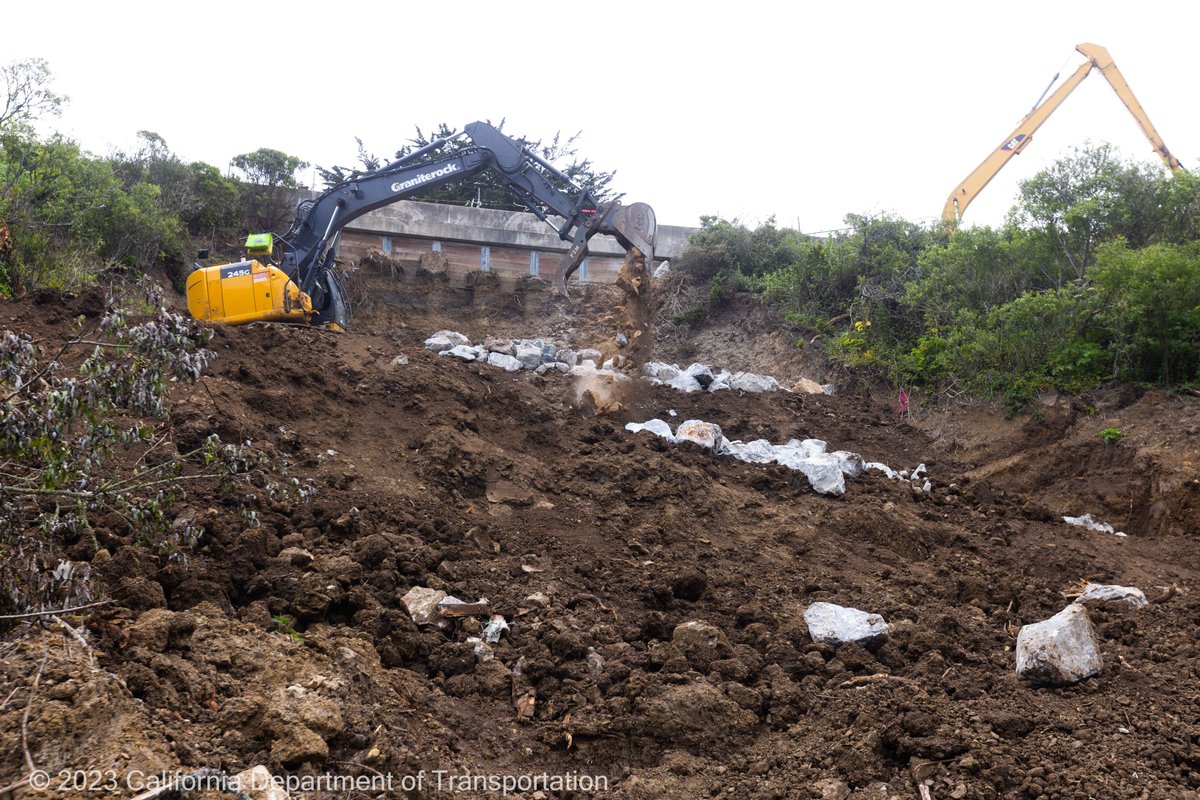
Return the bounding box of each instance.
[8,1,1197,233]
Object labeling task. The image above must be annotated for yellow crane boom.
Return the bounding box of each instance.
[943,43,1182,224]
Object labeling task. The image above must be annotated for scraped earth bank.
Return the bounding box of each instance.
[0,279,1198,800]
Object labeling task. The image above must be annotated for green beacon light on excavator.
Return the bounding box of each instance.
[245,233,273,257]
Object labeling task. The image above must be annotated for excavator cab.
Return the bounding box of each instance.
[185,234,347,330]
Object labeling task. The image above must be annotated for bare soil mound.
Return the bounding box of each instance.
[1,281,1197,800]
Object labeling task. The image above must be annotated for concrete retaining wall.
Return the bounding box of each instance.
[339,200,696,286]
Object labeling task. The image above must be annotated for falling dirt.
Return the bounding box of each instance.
[1,275,1198,800]
[611,250,654,373]
[576,250,655,416]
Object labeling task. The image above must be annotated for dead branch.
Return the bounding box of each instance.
[0,776,30,797]
[1150,584,1178,605]
[50,615,94,669]
[22,651,48,773]
[0,600,113,620]
[837,673,912,689]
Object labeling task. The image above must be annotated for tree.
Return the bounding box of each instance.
[314,137,381,187]
[317,121,617,209]
[1090,241,1200,383]
[108,131,238,234]
[230,147,309,233]
[0,129,185,292]
[1011,143,1156,285]
[0,58,66,129]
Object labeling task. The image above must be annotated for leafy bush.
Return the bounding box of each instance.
[1089,241,1200,384]
[0,129,192,293]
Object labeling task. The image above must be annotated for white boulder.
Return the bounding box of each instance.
[792,457,846,496]
[866,462,898,479]
[728,372,782,393]
[1063,513,1126,537]
[830,451,866,478]
[719,439,777,464]
[675,420,725,450]
[514,344,544,369]
[665,374,704,393]
[1015,604,1102,685]
[424,330,469,353]
[804,602,889,645]
[486,352,523,372]
[235,765,291,800]
[644,362,681,382]
[683,363,716,388]
[1074,583,1148,608]
[444,344,482,361]
[625,419,676,442]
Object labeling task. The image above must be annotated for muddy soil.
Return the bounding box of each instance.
[0,276,1198,800]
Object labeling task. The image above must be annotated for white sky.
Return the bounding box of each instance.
[7,1,1198,233]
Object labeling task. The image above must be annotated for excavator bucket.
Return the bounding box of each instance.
[556,202,657,295]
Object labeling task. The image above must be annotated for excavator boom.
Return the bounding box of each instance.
[943,43,1181,223]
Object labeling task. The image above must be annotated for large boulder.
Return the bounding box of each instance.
[719,439,777,464]
[644,362,681,381]
[1015,604,1102,685]
[443,344,482,361]
[625,419,676,442]
[773,448,846,496]
[728,372,782,393]
[514,343,544,369]
[1074,583,1148,608]
[683,363,716,389]
[485,352,523,372]
[829,450,866,478]
[424,330,469,352]
[675,420,725,450]
[803,602,889,646]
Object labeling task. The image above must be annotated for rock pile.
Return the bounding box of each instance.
[425,331,833,395]
[625,418,908,496]
[425,330,590,376]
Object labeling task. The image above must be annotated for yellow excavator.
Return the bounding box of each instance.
[943,43,1182,224]
[186,121,656,330]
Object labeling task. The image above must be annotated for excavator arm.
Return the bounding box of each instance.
[188,121,656,329]
[943,43,1182,224]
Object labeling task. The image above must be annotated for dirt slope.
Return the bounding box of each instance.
[1,279,1197,800]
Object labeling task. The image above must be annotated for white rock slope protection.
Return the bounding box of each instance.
[424,332,834,396]
[625,418,917,497]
